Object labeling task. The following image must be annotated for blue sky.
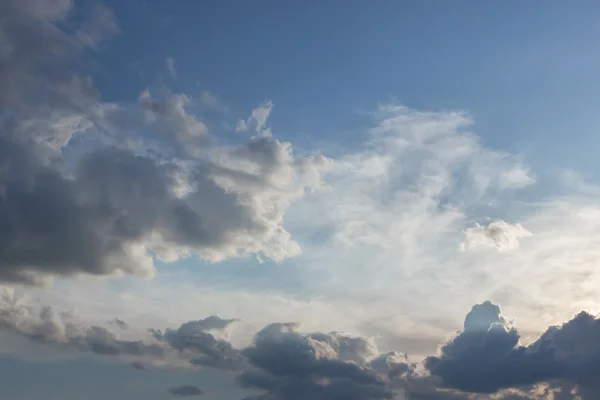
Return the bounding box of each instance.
[97,0,600,171]
[3,1,600,399]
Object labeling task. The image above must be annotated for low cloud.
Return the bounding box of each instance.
[4,289,600,399]
[239,323,393,400]
[150,316,245,370]
[460,220,532,252]
[425,301,600,397]
[0,287,164,358]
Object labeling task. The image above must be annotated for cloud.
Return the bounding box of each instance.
[0,1,329,285]
[460,220,532,252]
[236,101,273,136]
[150,316,245,370]
[138,89,207,155]
[0,287,165,358]
[5,288,600,399]
[499,165,536,189]
[166,57,177,79]
[167,385,204,397]
[425,301,600,396]
[239,323,393,400]
[235,119,248,132]
[109,318,129,330]
[74,3,121,50]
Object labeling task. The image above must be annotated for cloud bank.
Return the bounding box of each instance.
[3,288,600,399]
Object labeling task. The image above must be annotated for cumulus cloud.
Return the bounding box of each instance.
[0,1,329,285]
[167,385,204,397]
[239,322,393,400]
[460,220,532,252]
[425,301,600,397]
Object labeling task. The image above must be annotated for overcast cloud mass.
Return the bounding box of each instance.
[1,1,600,399]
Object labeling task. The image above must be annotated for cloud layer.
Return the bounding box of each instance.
[3,287,600,399]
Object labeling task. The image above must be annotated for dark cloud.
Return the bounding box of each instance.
[239,323,393,400]
[150,316,245,371]
[167,385,204,397]
[425,301,600,397]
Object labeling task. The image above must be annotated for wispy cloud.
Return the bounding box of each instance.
[200,91,228,113]
[460,220,532,252]
[166,57,177,79]
[235,100,273,137]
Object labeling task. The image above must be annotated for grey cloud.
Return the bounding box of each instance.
[138,89,207,155]
[74,3,120,50]
[151,316,245,371]
[132,360,148,370]
[0,0,327,285]
[239,323,393,400]
[167,385,203,397]
[425,301,600,397]
[0,287,164,358]
[109,318,129,330]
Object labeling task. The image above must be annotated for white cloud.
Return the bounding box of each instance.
[236,100,273,135]
[499,165,536,189]
[460,220,532,252]
[166,57,177,79]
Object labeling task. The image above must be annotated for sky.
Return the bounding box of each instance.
[2,0,600,399]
